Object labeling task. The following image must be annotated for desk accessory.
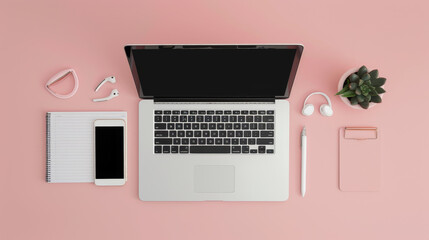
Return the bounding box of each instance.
[302,92,333,116]
[93,89,119,102]
[339,127,381,191]
[336,66,386,109]
[301,127,307,197]
[45,69,79,99]
[46,111,127,183]
[95,76,116,92]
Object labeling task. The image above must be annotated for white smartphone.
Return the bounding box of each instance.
[94,119,127,186]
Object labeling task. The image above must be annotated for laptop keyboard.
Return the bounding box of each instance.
[153,110,275,154]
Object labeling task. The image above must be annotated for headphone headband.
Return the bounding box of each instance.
[303,92,332,108]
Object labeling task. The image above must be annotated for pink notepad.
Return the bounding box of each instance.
[339,127,381,191]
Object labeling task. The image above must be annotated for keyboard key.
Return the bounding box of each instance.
[258,123,266,130]
[219,131,226,137]
[171,146,178,153]
[209,123,216,129]
[242,123,249,129]
[198,138,206,145]
[250,149,257,153]
[246,116,253,122]
[232,146,241,153]
[154,116,162,122]
[222,116,229,122]
[154,123,166,129]
[258,146,266,153]
[215,138,222,145]
[216,110,223,114]
[250,123,257,129]
[182,138,189,144]
[207,110,215,114]
[154,146,162,153]
[236,131,243,137]
[190,110,197,114]
[250,110,257,114]
[180,146,189,153]
[233,110,240,114]
[188,116,195,122]
[181,110,188,114]
[178,131,185,137]
[192,123,199,129]
[232,138,239,145]
[190,146,230,153]
[163,116,170,122]
[163,110,171,114]
[234,123,241,129]
[255,116,262,122]
[225,123,233,129]
[230,116,237,122]
[224,138,231,144]
[205,116,212,122]
[197,116,204,122]
[194,131,202,137]
[167,123,174,129]
[252,131,259,137]
[217,123,224,129]
[154,110,162,114]
[207,138,214,144]
[155,131,168,137]
[257,138,274,145]
[213,116,220,122]
[267,149,274,154]
[227,131,234,137]
[261,131,274,137]
[241,110,248,114]
[155,138,172,145]
[180,116,187,122]
[203,131,210,137]
[174,138,181,145]
[211,131,218,137]
[186,131,193,137]
[190,138,198,145]
[176,123,183,129]
[198,110,206,114]
[224,110,232,114]
[267,110,274,114]
[267,123,274,129]
[171,116,179,122]
[169,131,177,137]
[163,146,170,153]
[173,110,180,114]
[248,138,256,145]
[239,138,247,145]
[263,116,274,122]
[244,131,251,137]
[258,110,266,115]
[184,123,191,129]
[201,123,208,129]
[242,146,249,153]
[238,116,245,122]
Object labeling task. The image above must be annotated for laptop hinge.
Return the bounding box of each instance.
[153,97,275,103]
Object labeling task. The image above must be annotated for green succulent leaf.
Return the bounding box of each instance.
[369,90,378,96]
[375,87,386,94]
[350,97,358,105]
[369,69,379,80]
[371,95,382,103]
[361,73,371,81]
[358,79,364,86]
[355,88,362,95]
[349,73,359,83]
[360,85,370,96]
[349,82,357,90]
[356,95,365,103]
[359,100,370,109]
[366,95,371,101]
[341,90,357,98]
[336,86,350,95]
[357,66,368,77]
[372,77,386,87]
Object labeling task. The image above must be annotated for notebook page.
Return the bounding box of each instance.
[47,112,127,183]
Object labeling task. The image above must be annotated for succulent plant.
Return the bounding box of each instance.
[336,65,386,109]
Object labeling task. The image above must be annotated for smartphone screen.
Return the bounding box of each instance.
[95,126,124,179]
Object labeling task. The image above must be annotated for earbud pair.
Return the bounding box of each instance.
[302,92,333,117]
[93,76,119,102]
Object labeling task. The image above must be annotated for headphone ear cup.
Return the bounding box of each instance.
[302,104,315,116]
[320,104,333,116]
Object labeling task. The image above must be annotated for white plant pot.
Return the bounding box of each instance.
[337,67,381,109]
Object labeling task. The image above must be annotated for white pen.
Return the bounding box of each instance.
[301,127,307,197]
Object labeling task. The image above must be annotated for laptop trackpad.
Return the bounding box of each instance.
[194,165,235,193]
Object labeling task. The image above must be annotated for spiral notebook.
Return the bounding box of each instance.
[46,112,127,183]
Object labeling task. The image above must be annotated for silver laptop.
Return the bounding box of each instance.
[124,44,303,201]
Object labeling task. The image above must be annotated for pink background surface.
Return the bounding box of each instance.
[1,0,429,239]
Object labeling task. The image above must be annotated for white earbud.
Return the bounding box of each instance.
[95,76,116,92]
[302,92,333,117]
[93,89,119,102]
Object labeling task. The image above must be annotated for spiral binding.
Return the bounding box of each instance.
[46,113,51,182]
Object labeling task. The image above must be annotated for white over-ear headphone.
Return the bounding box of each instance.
[93,89,119,102]
[302,92,333,117]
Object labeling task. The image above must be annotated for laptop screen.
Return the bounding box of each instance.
[125,45,303,99]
